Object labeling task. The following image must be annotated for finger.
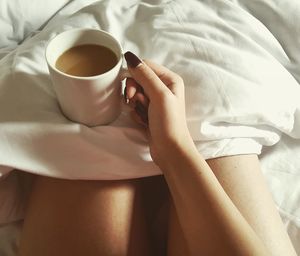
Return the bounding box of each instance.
[124,51,168,98]
[125,78,139,100]
[143,60,184,97]
[124,52,184,99]
[125,79,149,107]
[143,60,182,85]
[135,101,148,124]
[130,109,148,127]
[129,92,149,108]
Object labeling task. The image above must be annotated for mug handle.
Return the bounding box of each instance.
[120,67,132,80]
[119,63,148,124]
[120,53,132,80]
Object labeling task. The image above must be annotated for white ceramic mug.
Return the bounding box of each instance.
[46,28,128,126]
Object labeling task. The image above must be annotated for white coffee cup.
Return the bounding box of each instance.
[46,28,128,126]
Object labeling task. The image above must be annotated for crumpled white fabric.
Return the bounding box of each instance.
[0,0,299,181]
[0,0,71,49]
[0,0,300,253]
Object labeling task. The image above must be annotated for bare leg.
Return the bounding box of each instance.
[139,175,170,256]
[138,176,189,256]
[167,200,189,256]
[206,155,296,255]
[167,154,296,255]
[19,175,151,256]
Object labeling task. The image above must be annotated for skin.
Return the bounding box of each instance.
[19,178,153,256]
[18,57,297,256]
[125,58,297,256]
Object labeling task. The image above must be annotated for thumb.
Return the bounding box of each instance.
[124,51,167,98]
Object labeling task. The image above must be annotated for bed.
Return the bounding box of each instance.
[0,0,300,254]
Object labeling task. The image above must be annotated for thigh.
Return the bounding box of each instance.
[167,199,189,256]
[139,175,170,255]
[19,175,151,256]
[166,154,296,256]
[206,154,296,256]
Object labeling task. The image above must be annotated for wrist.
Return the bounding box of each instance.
[155,135,201,170]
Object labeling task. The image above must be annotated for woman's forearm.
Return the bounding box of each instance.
[123,54,272,255]
[159,141,269,255]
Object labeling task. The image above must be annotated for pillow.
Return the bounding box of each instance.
[0,0,71,48]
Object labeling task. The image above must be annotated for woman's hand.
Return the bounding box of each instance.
[124,51,195,165]
[123,52,295,256]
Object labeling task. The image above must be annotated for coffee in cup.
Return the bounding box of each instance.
[45,28,128,126]
[55,44,118,77]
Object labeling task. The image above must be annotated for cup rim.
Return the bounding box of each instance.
[45,28,123,80]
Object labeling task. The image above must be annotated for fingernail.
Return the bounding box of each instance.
[124,86,129,104]
[135,101,148,124]
[124,51,142,68]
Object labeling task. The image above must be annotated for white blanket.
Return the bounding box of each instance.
[1,0,299,178]
[0,0,300,253]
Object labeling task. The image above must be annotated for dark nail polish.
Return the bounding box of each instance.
[135,101,148,124]
[124,51,142,68]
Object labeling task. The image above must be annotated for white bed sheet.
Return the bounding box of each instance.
[0,0,299,255]
[1,0,300,179]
